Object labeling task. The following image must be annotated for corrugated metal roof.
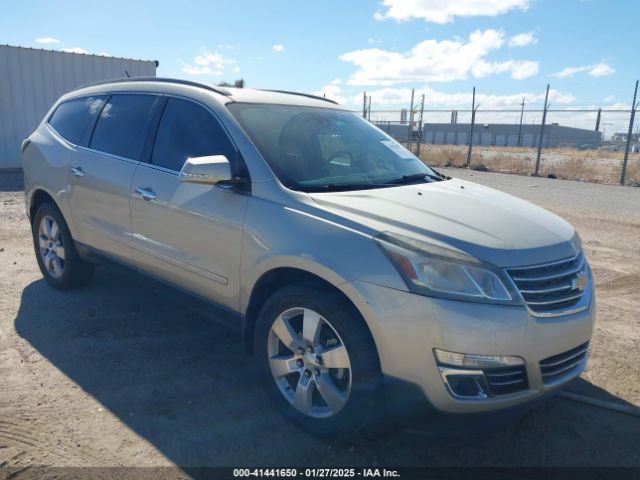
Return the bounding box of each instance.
[0,44,157,169]
[1,44,158,65]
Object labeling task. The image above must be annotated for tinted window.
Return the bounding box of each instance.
[90,94,157,160]
[228,103,435,191]
[151,98,235,172]
[48,96,106,145]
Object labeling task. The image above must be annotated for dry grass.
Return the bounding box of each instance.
[471,146,625,161]
[420,147,468,167]
[541,158,601,182]
[470,154,533,174]
[414,144,640,187]
[625,158,640,186]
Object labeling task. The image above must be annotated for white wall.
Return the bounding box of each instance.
[0,45,157,169]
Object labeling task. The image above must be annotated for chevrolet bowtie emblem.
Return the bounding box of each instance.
[572,271,587,292]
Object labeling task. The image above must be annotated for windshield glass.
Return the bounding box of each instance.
[227,103,439,191]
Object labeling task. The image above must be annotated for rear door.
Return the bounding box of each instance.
[67,93,160,262]
[129,96,248,310]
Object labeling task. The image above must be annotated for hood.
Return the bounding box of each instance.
[309,178,579,268]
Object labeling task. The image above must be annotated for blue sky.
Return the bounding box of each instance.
[1,0,637,114]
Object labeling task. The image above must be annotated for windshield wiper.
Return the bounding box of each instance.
[385,173,442,185]
[302,183,391,192]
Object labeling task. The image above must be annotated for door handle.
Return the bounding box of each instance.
[70,166,85,177]
[135,187,158,201]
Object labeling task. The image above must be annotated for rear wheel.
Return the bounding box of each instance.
[255,283,382,437]
[32,203,94,289]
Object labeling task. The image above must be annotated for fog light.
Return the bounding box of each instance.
[438,367,488,399]
[434,348,524,368]
[448,375,485,398]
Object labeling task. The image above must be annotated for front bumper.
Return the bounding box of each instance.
[340,280,595,414]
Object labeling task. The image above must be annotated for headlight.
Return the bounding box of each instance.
[375,232,517,304]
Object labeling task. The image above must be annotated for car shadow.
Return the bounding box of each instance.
[13,265,640,472]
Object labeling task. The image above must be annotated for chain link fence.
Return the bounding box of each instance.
[358,83,640,186]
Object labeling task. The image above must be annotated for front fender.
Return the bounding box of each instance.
[238,196,406,314]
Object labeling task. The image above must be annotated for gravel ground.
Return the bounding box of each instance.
[0,169,639,474]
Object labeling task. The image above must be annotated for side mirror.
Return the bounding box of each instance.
[178,155,233,185]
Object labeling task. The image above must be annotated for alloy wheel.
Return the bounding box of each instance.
[267,307,352,418]
[38,215,65,279]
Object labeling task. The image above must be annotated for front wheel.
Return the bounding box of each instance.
[255,283,382,437]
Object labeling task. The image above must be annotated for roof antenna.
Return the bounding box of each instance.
[124,70,130,78]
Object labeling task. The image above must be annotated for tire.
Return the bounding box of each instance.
[31,203,94,289]
[255,282,382,437]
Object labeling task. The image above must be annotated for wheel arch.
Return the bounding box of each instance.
[243,267,378,358]
[29,188,59,224]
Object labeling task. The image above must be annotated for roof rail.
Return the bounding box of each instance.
[76,77,231,96]
[259,89,338,105]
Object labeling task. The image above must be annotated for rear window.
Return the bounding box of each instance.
[48,96,106,145]
[89,94,157,161]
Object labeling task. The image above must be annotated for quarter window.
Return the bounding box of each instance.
[151,98,235,172]
[48,96,106,145]
[90,94,157,160]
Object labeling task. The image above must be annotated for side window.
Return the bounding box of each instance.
[89,94,157,160]
[48,96,106,145]
[151,98,235,172]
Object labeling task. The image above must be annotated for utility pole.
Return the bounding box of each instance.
[367,95,372,120]
[595,108,601,132]
[534,84,550,176]
[517,97,525,147]
[407,88,415,148]
[416,94,425,158]
[465,87,477,168]
[621,80,638,185]
[362,91,367,118]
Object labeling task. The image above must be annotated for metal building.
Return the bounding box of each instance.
[376,121,602,149]
[0,45,158,170]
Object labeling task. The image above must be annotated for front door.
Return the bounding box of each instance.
[129,96,248,310]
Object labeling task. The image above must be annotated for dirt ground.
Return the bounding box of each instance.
[0,169,639,474]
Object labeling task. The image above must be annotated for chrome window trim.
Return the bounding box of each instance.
[75,145,141,166]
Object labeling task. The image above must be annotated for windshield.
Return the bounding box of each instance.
[227,103,440,191]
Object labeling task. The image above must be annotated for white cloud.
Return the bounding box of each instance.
[62,47,88,54]
[341,29,538,85]
[472,59,539,79]
[552,62,615,78]
[508,31,537,47]
[311,78,346,104]
[181,48,237,76]
[35,37,61,44]
[182,65,213,75]
[368,37,382,44]
[272,44,285,52]
[589,63,615,77]
[374,0,530,24]
[351,85,575,108]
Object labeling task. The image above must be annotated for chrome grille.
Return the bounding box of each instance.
[539,342,589,385]
[483,366,528,395]
[507,251,588,315]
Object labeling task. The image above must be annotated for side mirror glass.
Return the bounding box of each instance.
[178,155,232,185]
